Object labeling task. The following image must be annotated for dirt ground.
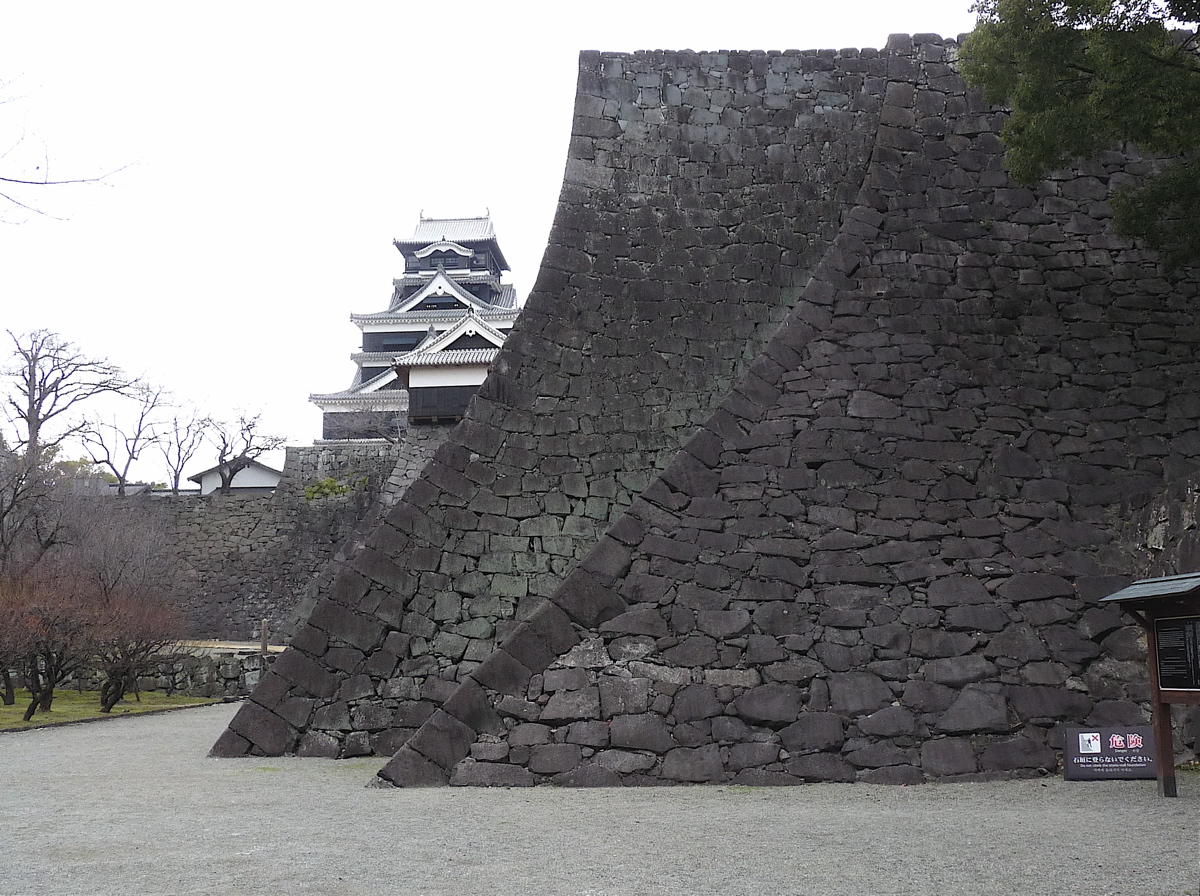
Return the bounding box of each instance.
[1,702,1197,896]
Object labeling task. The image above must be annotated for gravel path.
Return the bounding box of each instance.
[1,703,1197,896]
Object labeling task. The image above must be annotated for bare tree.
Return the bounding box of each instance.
[50,496,175,604]
[3,330,136,465]
[210,414,284,495]
[157,411,210,495]
[10,570,103,720]
[41,497,184,712]
[94,592,182,712]
[0,330,136,575]
[81,384,164,495]
[0,577,34,705]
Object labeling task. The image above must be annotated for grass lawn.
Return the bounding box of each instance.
[0,689,224,732]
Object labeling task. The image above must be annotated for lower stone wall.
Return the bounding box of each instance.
[59,648,277,699]
[166,428,455,641]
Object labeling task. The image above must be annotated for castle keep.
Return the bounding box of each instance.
[214,35,1200,785]
[311,215,520,438]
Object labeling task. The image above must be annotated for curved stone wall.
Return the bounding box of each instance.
[215,35,1200,784]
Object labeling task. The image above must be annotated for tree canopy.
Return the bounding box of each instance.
[960,0,1200,269]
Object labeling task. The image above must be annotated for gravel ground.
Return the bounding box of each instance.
[1,702,1197,896]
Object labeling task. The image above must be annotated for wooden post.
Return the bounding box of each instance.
[1138,612,1178,797]
[260,619,269,657]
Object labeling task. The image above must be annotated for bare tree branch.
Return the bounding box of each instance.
[3,330,138,467]
[157,411,211,495]
[210,414,284,495]
[0,330,137,575]
[81,384,165,495]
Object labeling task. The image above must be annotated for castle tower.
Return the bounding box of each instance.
[310,214,520,439]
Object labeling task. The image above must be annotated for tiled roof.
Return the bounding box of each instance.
[393,215,509,270]
[1100,572,1200,603]
[309,390,408,405]
[401,216,496,245]
[351,308,518,325]
[394,270,501,287]
[396,348,499,368]
[496,285,518,309]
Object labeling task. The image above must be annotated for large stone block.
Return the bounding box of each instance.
[599,676,651,717]
[779,712,844,753]
[472,649,533,697]
[786,752,857,783]
[672,684,723,722]
[600,607,670,637]
[553,569,626,627]
[734,682,805,725]
[551,764,624,787]
[378,748,449,787]
[529,744,584,775]
[541,687,601,723]
[405,710,476,770]
[921,654,997,687]
[270,648,339,699]
[979,736,1057,772]
[442,680,504,735]
[594,750,658,775]
[610,713,676,752]
[662,745,725,782]
[827,671,893,716]
[1005,685,1092,721]
[936,689,1011,735]
[920,737,977,776]
[226,701,295,756]
[858,705,917,737]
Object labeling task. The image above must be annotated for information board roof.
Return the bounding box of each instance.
[1100,571,1200,604]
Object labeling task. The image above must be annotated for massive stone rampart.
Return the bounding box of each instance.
[214,35,1200,783]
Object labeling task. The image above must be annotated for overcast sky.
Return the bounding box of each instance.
[1,1,978,483]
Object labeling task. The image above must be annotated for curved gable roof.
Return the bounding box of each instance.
[397,312,508,362]
[414,240,473,259]
[390,270,488,314]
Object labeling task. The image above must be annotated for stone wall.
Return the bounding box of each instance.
[169,430,453,640]
[215,36,1200,785]
[72,648,276,698]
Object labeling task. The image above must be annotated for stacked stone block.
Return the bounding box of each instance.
[167,434,449,640]
[216,35,1200,785]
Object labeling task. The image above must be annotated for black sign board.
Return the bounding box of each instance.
[1155,615,1200,691]
[1064,726,1157,780]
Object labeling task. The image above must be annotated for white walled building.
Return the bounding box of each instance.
[187,460,283,496]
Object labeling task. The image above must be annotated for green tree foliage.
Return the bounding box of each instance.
[961,0,1200,268]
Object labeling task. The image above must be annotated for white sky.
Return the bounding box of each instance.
[0,1,978,483]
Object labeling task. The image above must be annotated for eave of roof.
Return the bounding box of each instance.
[309,391,409,406]
[1100,572,1200,604]
[352,308,518,325]
[397,347,499,367]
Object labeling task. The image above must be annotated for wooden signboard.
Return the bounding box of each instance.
[1155,616,1200,691]
[1102,575,1200,798]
